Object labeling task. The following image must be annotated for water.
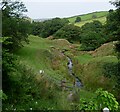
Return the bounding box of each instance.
[67,56,83,88]
[67,57,73,75]
[75,77,83,88]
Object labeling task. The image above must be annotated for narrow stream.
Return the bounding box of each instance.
[67,56,83,88]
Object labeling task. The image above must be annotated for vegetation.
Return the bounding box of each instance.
[75,16,81,23]
[79,88,119,110]
[80,20,106,51]
[2,0,31,51]
[75,16,106,27]
[106,0,120,91]
[32,18,69,38]
[54,24,81,43]
[68,11,108,23]
[2,0,120,111]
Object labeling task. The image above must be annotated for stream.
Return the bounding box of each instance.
[67,56,83,88]
[61,50,83,88]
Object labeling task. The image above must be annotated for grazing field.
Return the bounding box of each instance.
[67,11,108,27]
[68,11,108,23]
[75,16,106,27]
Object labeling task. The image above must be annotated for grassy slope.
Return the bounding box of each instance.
[67,11,108,27]
[15,35,119,109]
[75,16,106,27]
[16,35,76,85]
[16,36,117,89]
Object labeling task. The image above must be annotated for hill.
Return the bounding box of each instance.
[14,35,119,110]
[67,11,108,27]
[16,35,118,92]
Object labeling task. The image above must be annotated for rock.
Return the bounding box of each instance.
[103,107,109,112]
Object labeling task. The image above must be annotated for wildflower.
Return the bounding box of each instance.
[39,70,44,74]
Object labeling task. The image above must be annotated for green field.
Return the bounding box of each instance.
[67,11,108,27]
[68,11,108,23]
[75,16,106,27]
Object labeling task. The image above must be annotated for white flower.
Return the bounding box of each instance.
[39,70,44,74]
[30,108,32,110]
[35,101,38,104]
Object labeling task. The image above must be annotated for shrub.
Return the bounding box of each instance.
[103,62,119,78]
[54,24,81,43]
[80,20,106,51]
[75,16,81,23]
[79,88,119,110]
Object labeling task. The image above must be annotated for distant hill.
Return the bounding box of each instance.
[33,18,52,22]
[67,11,108,27]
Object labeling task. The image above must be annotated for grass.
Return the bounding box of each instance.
[16,35,74,85]
[75,16,106,27]
[14,35,119,110]
[91,41,117,57]
[68,11,108,23]
[67,11,108,27]
[74,54,93,64]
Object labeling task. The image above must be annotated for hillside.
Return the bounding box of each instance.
[16,35,118,95]
[16,36,117,90]
[67,11,108,27]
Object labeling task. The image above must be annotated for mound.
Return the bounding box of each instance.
[90,41,117,57]
[53,39,71,46]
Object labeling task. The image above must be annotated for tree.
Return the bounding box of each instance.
[80,31,105,51]
[105,1,120,42]
[92,14,97,19]
[40,18,69,38]
[75,16,81,23]
[2,0,30,105]
[1,0,27,17]
[105,0,120,91]
[54,24,81,43]
[2,0,31,51]
[32,22,44,36]
[80,21,106,51]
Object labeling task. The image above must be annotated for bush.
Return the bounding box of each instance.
[79,88,119,110]
[80,20,106,51]
[2,61,58,110]
[103,62,119,78]
[40,18,69,38]
[75,16,81,23]
[92,14,97,19]
[80,31,105,51]
[54,24,81,43]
